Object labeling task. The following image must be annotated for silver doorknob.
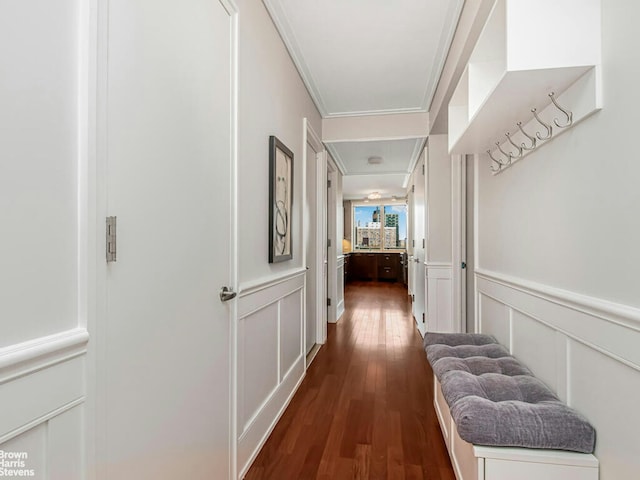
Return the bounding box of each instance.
[219,286,237,302]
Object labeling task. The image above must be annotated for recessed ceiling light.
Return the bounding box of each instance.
[367,192,381,200]
[367,156,383,165]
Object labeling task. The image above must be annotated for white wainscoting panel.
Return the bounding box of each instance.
[0,331,88,479]
[0,0,93,476]
[239,303,279,430]
[336,256,345,321]
[0,404,84,480]
[426,263,455,333]
[279,290,303,381]
[478,292,510,347]
[237,271,305,478]
[510,310,563,395]
[47,406,84,480]
[476,269,640,480]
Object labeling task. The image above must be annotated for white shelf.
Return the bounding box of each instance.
[448,0,602,161]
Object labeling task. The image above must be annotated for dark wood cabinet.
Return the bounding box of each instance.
[346,252,403,283]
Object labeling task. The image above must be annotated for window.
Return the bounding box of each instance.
[353,204,407,250]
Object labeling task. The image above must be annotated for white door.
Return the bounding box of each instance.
[305,145,318,354]
[412,153,426,334]
[102,1,235,478]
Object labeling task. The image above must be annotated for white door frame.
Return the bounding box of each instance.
[451,153,466,334]
[303,119,327,353]
[326,157,337,325]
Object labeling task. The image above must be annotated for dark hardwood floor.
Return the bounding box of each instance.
[244,281,455,480]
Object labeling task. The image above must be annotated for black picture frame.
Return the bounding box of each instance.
[269,136,294,263]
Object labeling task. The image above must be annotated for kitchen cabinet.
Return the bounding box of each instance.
[346,252,403,283]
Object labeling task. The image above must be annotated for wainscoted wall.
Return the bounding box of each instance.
[236,270,306,478]
[336,256,345,321]
[0,331,88,479]
[0,0,94,477]
[476,269,640,480]
[425,263,454,333]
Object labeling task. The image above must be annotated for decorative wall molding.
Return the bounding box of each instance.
[476,269,640,479]
[426,264,455,333]
[476,268,640,332]
[237,360,304,479]
[239,268,306,298]
[0,356,85,441]
[0,397,85,445]
[336,256,345,321]
[237,271,305,478]
[0,328,89,376]
[238,269,307,324]
[0,328,89,384]
[426,261,454,269]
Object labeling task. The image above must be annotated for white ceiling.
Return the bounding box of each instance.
[264,0,464,118]
[342,174,409,201]
[327,138,424,175]
[263,0,463,197]
[327,138,424,198]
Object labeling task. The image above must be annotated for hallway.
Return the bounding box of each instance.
[245,282,455,479]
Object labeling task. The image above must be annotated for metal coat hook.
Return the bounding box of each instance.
[496,141,517,162]
[548,92,573,128]
[531,108,553,141]
[505,132,523,158]
[487,149,504,172]
[517,121,537,150]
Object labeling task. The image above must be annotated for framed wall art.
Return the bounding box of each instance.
[269,135,293,263]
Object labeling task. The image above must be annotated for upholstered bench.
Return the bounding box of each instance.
[424,333,599,480]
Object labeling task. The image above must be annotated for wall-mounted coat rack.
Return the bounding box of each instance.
[488,92,574,173]
[447,0,602,173]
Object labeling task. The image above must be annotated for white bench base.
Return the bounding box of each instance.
[434,377,599,480]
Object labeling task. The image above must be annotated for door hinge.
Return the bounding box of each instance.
[422,238,425,249]
[327,238,332,247]
[106,216,117,263]
[327,179,332,188]
[422,163,425,175]
[327,298,331,307]
[412,294,415,302]
[422,312,425,323]
[412,239,415,248]
[411,184,415,193]
[462,262,467,269]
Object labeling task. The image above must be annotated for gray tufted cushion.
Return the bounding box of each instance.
[442,371,596,453]
[424,332,498,348]
[426,343,510,366]
[432,355,533,381]
[423,333,597,453]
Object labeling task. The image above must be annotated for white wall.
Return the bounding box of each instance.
[322,112,429,142]
[0,0,90,477]
[475,1,640,477]
[424,135,455,334]
[426,135,452,264]
[237,0,322,285]
[476,3,639,306]
[235,1,322,476]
